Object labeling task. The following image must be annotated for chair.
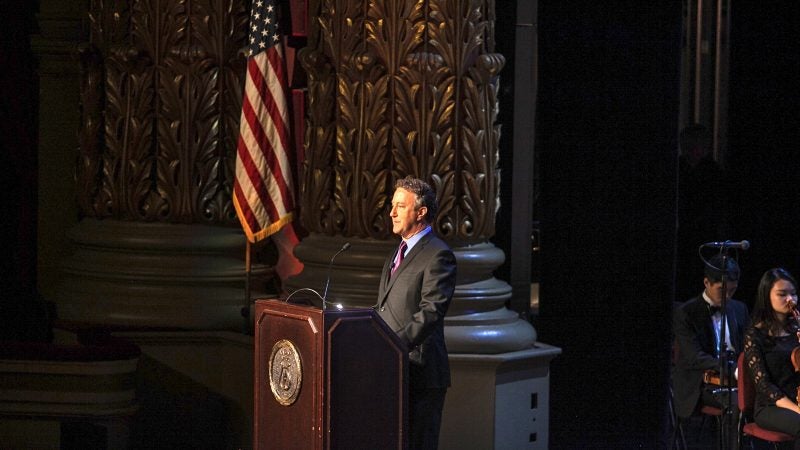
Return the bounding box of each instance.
[672,392,725,449]
[670,335,724,450]
[669,335,687,449]
[669,383,688,449]
[737,352,795,449]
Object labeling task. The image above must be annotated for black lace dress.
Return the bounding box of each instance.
[744,325,800,435]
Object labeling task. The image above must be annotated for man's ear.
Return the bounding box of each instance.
[416,206,428,222]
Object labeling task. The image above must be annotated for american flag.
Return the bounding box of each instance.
[234,0,295,243]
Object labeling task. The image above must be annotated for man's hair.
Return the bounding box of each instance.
[704,254,740,283]
[394,176,438,223]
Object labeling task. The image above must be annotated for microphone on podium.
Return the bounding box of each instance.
[322,242,351,309]
[701,240,750,251]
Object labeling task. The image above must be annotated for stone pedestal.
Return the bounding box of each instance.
[114,330,255,449]
[441,343,561,450]
[0,335,140,449]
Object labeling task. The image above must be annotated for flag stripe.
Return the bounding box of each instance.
[236,132,278,225]
[243,54,293,210]
[244,54,291,206]
[262,46,292,149]
[240,87,292,216]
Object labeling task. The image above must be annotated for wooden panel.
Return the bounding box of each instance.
[254,300,324,450]
[326,310,407,450]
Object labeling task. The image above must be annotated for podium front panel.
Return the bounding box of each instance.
[254,300,324,450]
[326,309,408,450]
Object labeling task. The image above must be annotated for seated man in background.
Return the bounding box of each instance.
[673,254,749,422]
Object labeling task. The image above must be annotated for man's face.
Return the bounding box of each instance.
[390,187,427,239]
[704,277,738,306]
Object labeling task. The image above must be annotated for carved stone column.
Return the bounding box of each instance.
[283,2,557,447]
[286,0,535,352]
[55,0,269,330]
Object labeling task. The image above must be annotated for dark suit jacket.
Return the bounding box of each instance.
[672,295,749,418]
[376,232,456,390]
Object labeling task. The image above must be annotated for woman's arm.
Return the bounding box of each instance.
[744,327,794,407]
[775,396,800,414]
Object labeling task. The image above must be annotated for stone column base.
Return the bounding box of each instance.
[57,219,271,330]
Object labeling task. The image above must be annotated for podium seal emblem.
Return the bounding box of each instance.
[268,339,302,406]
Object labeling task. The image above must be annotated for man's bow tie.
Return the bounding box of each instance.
[708,305,721,315]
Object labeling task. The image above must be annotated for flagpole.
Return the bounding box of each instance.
[243,239,252,335]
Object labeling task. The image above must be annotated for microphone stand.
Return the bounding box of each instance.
[699,240,749,449]
[717,251,734,449]
[322,242,351,310]
[284,243,351,309]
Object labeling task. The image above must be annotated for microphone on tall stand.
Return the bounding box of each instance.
[322,242,351,310]
[697,238,749,447]
[701,240,750,250]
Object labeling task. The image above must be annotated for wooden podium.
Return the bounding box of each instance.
[254,299,408,450]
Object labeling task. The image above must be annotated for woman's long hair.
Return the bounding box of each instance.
[751,268,798,335]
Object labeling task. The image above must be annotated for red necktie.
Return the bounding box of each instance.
[390,241,407,277]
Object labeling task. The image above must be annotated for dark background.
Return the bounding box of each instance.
[726,3,800,300]
[1,0,43,341]
[531,1,800,448]
[536,2,680,447]
[3,1,800,448]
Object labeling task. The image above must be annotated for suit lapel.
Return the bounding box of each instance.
[378,256,392,298]
[392,234,429,278]
[378,233,433,306]
[691,299,716,352]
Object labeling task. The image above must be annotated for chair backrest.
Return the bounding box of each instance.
[737,351,755,414]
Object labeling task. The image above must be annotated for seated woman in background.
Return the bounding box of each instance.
[744,267,800,436]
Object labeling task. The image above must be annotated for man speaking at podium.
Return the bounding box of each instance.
[375,176,457,450]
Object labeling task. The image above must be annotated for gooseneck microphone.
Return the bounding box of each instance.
[701,240,751,251]
[322,242,351,309]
